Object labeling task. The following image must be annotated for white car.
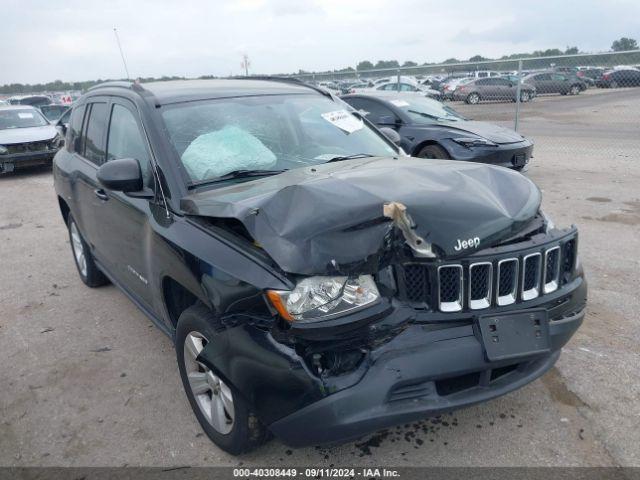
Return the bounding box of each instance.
[373,81,440,99]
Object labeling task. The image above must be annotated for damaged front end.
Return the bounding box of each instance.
[188,157,587,446]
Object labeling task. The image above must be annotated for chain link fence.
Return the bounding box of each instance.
[290,50,640,165]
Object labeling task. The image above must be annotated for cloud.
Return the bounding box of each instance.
[1,0,639,85]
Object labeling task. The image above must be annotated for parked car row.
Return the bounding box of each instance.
[312,63,640,106]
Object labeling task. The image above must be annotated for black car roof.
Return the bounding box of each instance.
[88,78,325,106]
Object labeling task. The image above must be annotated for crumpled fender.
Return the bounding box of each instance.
[196,324,327,425]
[181,157,540,275]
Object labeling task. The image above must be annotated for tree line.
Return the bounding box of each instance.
[2,37,637,94]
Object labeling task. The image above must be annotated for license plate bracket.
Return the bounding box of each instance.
[478,309,550,362]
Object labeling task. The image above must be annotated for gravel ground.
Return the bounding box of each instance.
[0,87,638,468]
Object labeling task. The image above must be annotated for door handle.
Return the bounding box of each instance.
[94,189,109,201]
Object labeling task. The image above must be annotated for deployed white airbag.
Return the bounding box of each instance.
[181,125,277,181]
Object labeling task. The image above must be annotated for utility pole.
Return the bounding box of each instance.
[241,54,251,76]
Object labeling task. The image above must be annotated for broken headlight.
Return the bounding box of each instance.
[452,137,497,148]
[267,275,380,323]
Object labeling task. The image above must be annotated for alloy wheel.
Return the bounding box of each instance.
[70,221,87,277]
[183,331,235,434]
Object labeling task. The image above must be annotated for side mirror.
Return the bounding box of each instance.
[97,158,143,193]
[379,127,402,145]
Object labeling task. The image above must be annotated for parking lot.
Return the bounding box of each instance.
[0,87,639,468]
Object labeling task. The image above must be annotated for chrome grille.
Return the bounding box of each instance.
[521,253,541,300]
[497,258,518,306]
[543,246,561,293]
[396,239,576,313]
[468,262,492,310]
[438,265,463,312]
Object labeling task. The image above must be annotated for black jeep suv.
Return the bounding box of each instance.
[53,79,587,454]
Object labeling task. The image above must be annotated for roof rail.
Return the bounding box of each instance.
[87,81,138,92]
[230,75,333,98]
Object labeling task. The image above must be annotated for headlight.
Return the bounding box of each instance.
[540,210,555,231]
[452,137,497,148]
[266,275,380,323]
[49,134,63,149]
[0,145,7,155]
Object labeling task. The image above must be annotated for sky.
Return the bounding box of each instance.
[2,0,639,85]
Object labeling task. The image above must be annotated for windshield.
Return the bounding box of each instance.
[40,105,69,122]
[161,94,397,185]
[391,96,466,123]
[0,108,49,129]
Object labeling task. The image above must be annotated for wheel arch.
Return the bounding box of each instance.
[57,196,71,225]
[412,140,452,158]
[162,275,202,330]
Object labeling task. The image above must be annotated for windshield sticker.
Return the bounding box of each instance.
[390,99,410,107]
[321,110,363,134]
[18,112,34,119]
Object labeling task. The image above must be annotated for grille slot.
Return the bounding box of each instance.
[438,265,463,312]
[402,264,431,303]
[543,246,561,293]
[468,262,492,310]
[497,258,518,306]
[7,141,50,154]
[562,239,576,281]
[521,253,541,300]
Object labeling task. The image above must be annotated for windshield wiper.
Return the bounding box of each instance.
[189,169,288,188]
[407,110,447,121]
[325,153,376,163]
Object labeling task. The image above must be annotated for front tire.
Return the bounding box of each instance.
[520,90,531,102]
[176,303,270,455]
[466,92,480,104]
[67,214,108,287]
[569,84,581,95]
[416,144,450,159]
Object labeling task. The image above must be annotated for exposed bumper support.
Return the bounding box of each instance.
[269,310,583,447]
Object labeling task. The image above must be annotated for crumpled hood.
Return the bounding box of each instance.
[437,120,526,144]
[0,125,58,145]
[181,157,541,275]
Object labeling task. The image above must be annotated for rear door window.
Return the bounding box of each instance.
[82,102,109,165]
[68,104,86,153]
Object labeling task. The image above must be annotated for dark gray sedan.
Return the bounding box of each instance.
[343,92,533,170]
[452,77,536,104]
[522,72,587,95]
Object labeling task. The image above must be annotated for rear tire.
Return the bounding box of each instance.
[67,214,108,288]
[416,144,450,159]
[520,90,531,102]
[176,303,270,455]
[610,80,618,88]
[466,92,480,104]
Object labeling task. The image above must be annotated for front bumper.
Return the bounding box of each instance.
[0,149,57,173]
[270,306,583,447]
[442,138,533,170]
